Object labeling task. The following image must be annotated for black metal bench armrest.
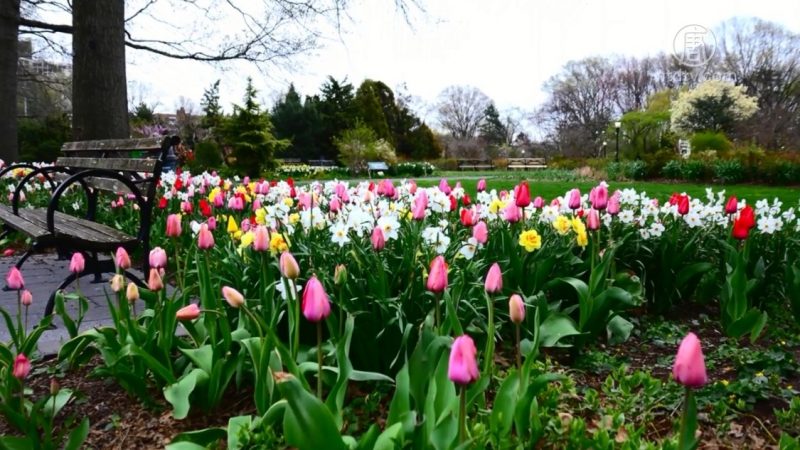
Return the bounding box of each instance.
[47,169,149,239]
[12,166,88,214]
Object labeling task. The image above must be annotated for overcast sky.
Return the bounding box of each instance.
[41,1,800,129]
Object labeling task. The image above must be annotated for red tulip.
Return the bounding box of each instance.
[484,263,503,294]
[426,256,448,293]
[69,252,85,274]
[677,195,690,215]
[448,335,479,385]
[738,205,756,229]
[514,181,531,208]
[460,208,476,227]
[13,354,31,380]
[732,218,750,240]
[158,197,168,209]
[301,275,331,322]
[673,332,707,388]
[6,267,24,290]
[176,304,200,321]
[725,196,738,214]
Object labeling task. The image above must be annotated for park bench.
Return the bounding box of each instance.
[308,159,337,168]
[458,159,494,171]
[0,137,169,315]
[279,158,302,165]
[367,161,389,178]
[507,157,547,170]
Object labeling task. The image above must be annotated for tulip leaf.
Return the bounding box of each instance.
[164,368,209,419]
[0,436,34,450]
[538,314,581,347]
[180,345,213,374]
[606,315,634,345]
[373,423,404,450]
[169,427,226,447]
[277,374,347,450]
[63,418,90,450]
[227,415,253,450]
[490,371,519,437]
[326,315,355,428]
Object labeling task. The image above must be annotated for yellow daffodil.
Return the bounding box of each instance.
[289,213,300,225]
[239,231,254,249]
[270,233,290,255]
[489,198,506,214]
[553,215,571,235]
[571,217,586,234]
[255,208,267,225]
[519,229,542,252]
[576,230,588,247]
[283,197,294,207]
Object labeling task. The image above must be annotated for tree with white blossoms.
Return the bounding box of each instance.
[670,80,759,136]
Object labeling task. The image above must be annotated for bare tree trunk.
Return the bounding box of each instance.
[72,0,129,140]
[0,1,20,162]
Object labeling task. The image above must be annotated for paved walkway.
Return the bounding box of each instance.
[0,253,122,355]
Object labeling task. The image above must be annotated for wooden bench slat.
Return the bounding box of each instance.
[57,157,159,173]
[50,172,152,196]
[0,206,136,246]
[61,137,163,153]
[0,205,49,238]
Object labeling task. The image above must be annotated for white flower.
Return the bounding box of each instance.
[377,215,401,241]
[684,212,703,228]
[757,216,779,234]
[330,222,351,247]
[618,210,635,224]
[458,237,478,260]
[649,222,666,238]
[276,281,302,301]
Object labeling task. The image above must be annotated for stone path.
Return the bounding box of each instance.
[0,253,125,355]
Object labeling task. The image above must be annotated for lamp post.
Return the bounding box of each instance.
[614,121,621,162]
[602,141,607,158]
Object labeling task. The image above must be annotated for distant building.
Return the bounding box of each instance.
[17,39,72,118]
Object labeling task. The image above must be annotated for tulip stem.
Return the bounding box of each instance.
[458,385,467,444]
[317,321,323,399]
[16,290,22,348]
[290,279,300,361]
[678,387,697,450]
[515,323,521,372]
[483,292,495,375]
[434,293,441,330]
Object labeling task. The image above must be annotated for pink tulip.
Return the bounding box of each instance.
[502,201,521,223]
[176,304,200,321]
[568,189,582,210]
[426,256,448,293]
[335,183,347,200]
[408,180,418,195]
[280,251,300,279]
[301,276,331,322]
[69,252,85,274]
[253,225,270,252]
[166,214,182,237]
[371,227,385,251]
[476,178,487,192]
[672,332,707,388]
[412,191,428,220]
[329,196,341,213]
[509,294,525,324]
[21,290,32,306]
[213,193,224,208]
[181,201,193,213]
[533,196,544,209]
[484,263,503,293]
[252,199,262,211]
[149,247,167,269]
[222,286,245,308]
[448,335,479,385]
[439,179,451,195]
[473,221,488,244]
[197,224,215,249]
[148,268,163,292]
[607,191,621,216]
[514,181,531,208]
[241,219,251,232]
[207,216,217,231]
[587,209,601,231]
[13,354,31,380]
[115,247,131,270]
[6,267,24,290]
[591,184,608,211]
[298,192,312,210]
[3,248,14,257]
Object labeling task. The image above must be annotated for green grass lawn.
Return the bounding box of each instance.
[417,174,800,205]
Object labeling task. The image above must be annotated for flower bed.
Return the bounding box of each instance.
[1,166,799,448]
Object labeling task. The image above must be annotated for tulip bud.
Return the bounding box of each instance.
[126,283,140,303]
[197,223,215,249]
[301,275,331,322]
[50,378,60,395]
[69,252,85,274]
[222,286,245,308]
[115,247,131,270]
[673,332,707,388]
[725,196,738,215]
[110,274,125,292]
[426,256,448,293]
[149,247,167,269]
[166,214,182,237]
[21,289,33,306]
[6,267,24,290]
[568,189,582,210]
[509,294,525,324]
[148,268,163,292]
[472,221,488,245]
[176,304,201,321]
[371,227,385,251]
[476,178,486,192]
[484,263,503,294]
[280,252,300,280]
[586,209,601,231]
[334,264,347,285]
[448,335,479,386]
[13,354,30,380]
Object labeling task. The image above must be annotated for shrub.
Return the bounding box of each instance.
[690,132,732,152]
[193,141,223,170]
[713,159,745,184]
[336,122,398,174]
[680,160,708,181]
[606,161,646,181]
[642,149,678,178]
[662,160,683,179]
[430,158,459,171]
[391,162,436,177]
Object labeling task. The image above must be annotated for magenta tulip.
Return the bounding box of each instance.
[371,227,385,251]
[591,184,608,210]
[301,275,331,322]
[439,179,451,195]
[568,188,582,210]
[673,332,708,388]
[476,178,487,192]
[607,191,621,216]
[502,201,521,223]
[13,354,31,380]
[448,335,479,385]
[532,196,544,209]
[6,267,24,290]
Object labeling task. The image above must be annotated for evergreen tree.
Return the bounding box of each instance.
[479,103,508,145]
[271,84,323,159]
[316,76,357,159]
[405,122,444,159]
[200,80,224,136]
[220,78,287,176]
[355,80,392,142]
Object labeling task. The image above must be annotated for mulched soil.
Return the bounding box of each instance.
[1,303,797,449]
